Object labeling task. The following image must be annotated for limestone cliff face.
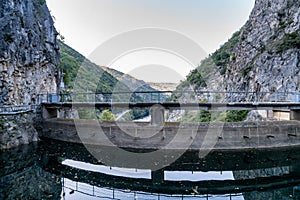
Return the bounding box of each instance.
[224,0,300,93]
[0,0,60,106]
[0,0,59,149]
[179,0,300,100]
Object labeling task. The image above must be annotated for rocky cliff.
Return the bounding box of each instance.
[225,0,300,93]
[0,0,60,149]
[233,166,293,200]
[179,0,300,99]
[0,0,60,106]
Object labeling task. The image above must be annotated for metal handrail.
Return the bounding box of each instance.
[0,105,39,115]
[37,91,300,104]
[1,91,299,114]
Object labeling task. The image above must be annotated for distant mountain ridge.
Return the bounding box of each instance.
[147,82,178,92]
[102,66,157,92]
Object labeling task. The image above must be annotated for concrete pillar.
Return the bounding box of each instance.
[150,105,165,126]
[42,107,58,119]
[151,169,164,184]
[290,110,300,120]
[290,164,300,176]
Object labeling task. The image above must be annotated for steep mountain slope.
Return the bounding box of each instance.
[59,40,128,93]
[59,41,170,103]
[58,41,152,120]
[178,0,300,97]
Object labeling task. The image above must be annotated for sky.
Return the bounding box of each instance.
[47,0,255,83]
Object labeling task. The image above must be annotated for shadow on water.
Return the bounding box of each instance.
[1,139,300,199]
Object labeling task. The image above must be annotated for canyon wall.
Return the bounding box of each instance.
[0,0,60,105]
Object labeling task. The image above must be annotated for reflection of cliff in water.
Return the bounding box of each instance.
[1,140,300,199]
[0,143,62,199]
[234,166,300,200]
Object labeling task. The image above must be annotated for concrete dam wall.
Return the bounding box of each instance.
[41,119,300,150]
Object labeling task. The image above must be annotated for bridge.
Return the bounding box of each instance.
[38,90,300,105]
[2,90,300,124]
[2,90,300,151]
[38,90,300,124]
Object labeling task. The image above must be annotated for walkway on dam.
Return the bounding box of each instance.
[38,90,300,110]
[2,91,300,120]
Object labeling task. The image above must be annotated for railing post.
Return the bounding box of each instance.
[158,92,161,103]
[151,92,153,103]
[207,92,210,103]
[74,93,77,102]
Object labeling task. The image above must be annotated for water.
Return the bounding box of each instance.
[1,140,300,200]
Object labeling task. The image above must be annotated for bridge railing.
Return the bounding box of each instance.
[38,91,174,104]
[37,91,300,104]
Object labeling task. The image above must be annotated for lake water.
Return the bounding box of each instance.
[1,139,300,200]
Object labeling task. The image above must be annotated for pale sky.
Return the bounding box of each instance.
[47,0,255,83]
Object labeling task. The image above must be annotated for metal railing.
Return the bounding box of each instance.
[0,105,39,115]
[63,178,243,200]
[2,91,299,114]
[37,91,173,104]
[37,91,300,104]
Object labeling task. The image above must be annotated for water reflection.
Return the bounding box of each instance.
[62,159,152,179]
[164,171,234,181]
[61,178,244,200]
[1,140,300,199]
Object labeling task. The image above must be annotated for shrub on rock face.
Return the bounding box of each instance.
[276,31,300,53]
[225,110,249,122]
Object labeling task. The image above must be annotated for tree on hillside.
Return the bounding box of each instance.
[100,110,115,121]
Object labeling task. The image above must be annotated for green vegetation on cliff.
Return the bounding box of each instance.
[211,31,240,75]
[173,31,249,122]
[276,31,300,53]
[175,31,241,94]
